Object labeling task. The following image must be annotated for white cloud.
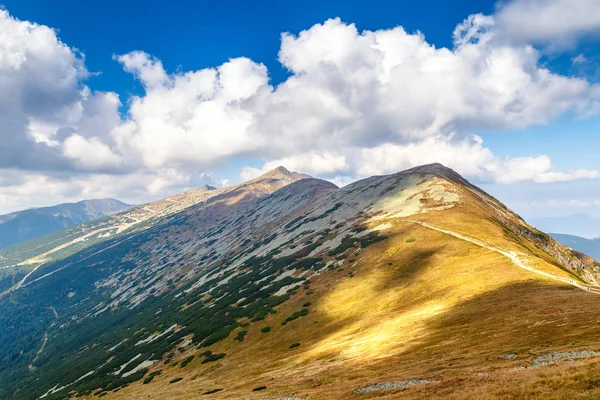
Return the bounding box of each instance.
[488,155,600,184]
[114,53,268,169]
[63,134,122,170]
[254,136,598,186]
[0,4,600,213]
[573,54,588,65]
[0,9,122,173]
[0,168,208,214]
[263,153,349,175]
[494,0,600,48]
[108,17,599,186]
[531,199,600,208]
[239,166,264,182]
[115,51,168,89]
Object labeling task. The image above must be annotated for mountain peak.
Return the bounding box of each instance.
[272,165,291,175]
[404,162,457,176]
[5,160,600,400]
[259,166,292,178]
[251,166,311,183]
[197,184,217,191]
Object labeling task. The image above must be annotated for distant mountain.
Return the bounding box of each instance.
[0,199,133,249]
[529,213,600,239]
[551,233,600,260]
[2,164,600,399]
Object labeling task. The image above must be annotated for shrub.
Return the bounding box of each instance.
[302,302,311,307]
[169,377,183,384]
[201,353,226,364]
[252,386,267,391]
[282,308,310,325]
[203,388,223,394]
[234,330,248,342]
[261,326,271,333]
[142,370,162,384]
[406,238,416,243]
[352,225,368,233]
[327,236,356,256]
[180,355,194,368]
[289,343,300,349]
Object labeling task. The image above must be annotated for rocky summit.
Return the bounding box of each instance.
[1,164,600,399]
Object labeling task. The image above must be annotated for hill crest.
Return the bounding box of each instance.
[2,164,600,399]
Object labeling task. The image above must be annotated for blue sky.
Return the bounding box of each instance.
[0,0,599,223]
[2,0,497,91]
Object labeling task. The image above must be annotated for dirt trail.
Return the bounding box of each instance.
[0,262,47,298]
[404,219,600,294]
[1,228,138,298]
[28,306,58,371]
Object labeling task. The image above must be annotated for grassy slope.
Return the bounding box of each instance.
[94,198,600,399]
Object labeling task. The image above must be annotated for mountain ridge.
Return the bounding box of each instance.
[551,233,600,261]
[530,213,600,239]
[0,199,133,249]
[2,164,600,399]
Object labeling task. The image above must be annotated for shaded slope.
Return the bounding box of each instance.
[2,164,600,399]
[0,168,307,292]
[0,199,132,249]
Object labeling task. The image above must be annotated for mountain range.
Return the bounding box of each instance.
[1,164,600,399]
[0,199,133,249]
[530,213,600,239]
[551,233,600,261]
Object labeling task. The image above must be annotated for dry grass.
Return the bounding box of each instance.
[89,189,600,399]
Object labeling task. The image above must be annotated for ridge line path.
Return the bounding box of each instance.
[401,219,600,295]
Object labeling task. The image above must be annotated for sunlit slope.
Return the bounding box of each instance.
[3,164,600,399]
[97,227,600,400]
[83,165,600,400]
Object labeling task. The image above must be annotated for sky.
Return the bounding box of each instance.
[0,0,599,221]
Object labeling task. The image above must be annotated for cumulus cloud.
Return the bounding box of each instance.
[1,3,600,213]
[494,0,600,48]
[62,134,122,170]
[0,9,122,173]
[110,17,600,186]
[113,52,268,169]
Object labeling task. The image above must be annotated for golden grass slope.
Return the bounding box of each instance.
[91,168,600,399]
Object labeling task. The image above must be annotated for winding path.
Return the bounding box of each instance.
[402,219,600,295]
[0,262,47,298]
[28,306,58,371]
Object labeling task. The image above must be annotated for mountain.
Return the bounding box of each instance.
[0,199,133,249]
[2,164,600,399]
[530,213,600,239]
[551,233,600,261]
